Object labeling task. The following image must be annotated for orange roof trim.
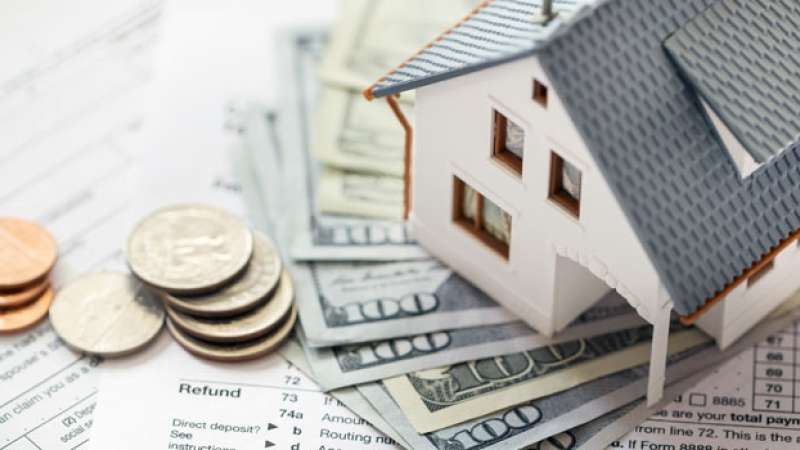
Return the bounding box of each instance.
[362,0,494,101]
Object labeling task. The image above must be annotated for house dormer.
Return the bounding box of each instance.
[664,0,800,179]
[700,98,762,177]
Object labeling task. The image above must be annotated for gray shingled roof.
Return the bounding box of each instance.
[368,0,603,98]
[370,0,800,317]
[539,0,800,315]
[664,0,800,164]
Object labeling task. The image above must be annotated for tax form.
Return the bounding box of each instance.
[0,0,162,284]
[0,1,162,449]
[89,333,401,450]
[615,321,800,450]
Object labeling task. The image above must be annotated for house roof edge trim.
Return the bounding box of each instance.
[364,0,609,100]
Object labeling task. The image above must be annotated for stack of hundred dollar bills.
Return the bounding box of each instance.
[229,2,800,449]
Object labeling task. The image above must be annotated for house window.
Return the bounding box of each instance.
[452,176,511,259]
[492,110,524,175]
[747,260,775,287]
[533,79,548,107]
[548,152,582,218]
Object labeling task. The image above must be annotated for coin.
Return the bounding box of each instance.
[166,271,294,343]
[167,304,296,362]
[162,231,282,318]
[0,218,58,289]
[49,272,165,357]
[0,278,49,308]
[0,287,53,334]
[127,205,253,295]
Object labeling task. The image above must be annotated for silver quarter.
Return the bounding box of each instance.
[166,271,294,343]
[127,204,253,294]
[49,272,165,357]
[167,304,297,362]
[162,232,282,317]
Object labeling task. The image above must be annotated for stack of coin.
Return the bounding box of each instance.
[0,218,57,334]
[126,204,295,362]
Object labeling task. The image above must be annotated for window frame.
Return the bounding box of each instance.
[491,110,524,176]
[452,176,510,259]
[532,79,548,107]
[548,151,581,218]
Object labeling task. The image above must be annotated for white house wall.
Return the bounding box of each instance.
[410,55,667,334]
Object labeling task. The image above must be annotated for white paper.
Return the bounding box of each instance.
[615,321,800,449]
[0,2,162,449]
[132,0,336,213]
[89,333,401,449]
[0,0,162,282]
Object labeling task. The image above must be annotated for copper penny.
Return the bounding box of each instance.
[0,278,50,308]
[0,286,53,334]
[0,218,58,289]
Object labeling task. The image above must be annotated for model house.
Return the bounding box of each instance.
[364,0,800,405]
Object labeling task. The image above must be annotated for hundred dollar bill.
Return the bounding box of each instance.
[384,327,709,432]
[283,335,623,450]
[579,371,711,450]
[279,338,410,449]
[312,88,407,177]
[319,0,479,92]
[231,105,291,245]
[318,167,404,220]
[357,379,638,450]
[276,28,427,260]
[294,259,520,347]
[299,293,647,389]
[357,297,800,449]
